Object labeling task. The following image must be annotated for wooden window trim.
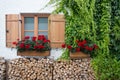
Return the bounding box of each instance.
[6,14,65,48]
[34,15,38,37]
[21,13,50,17]
[24,30,34,32]
[21,13,50,39]
[38,30,48,32]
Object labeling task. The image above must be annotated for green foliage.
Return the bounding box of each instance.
[13,35,51,52]
[61,40,99,58]
[109,0,120,58]
[47,0,120,79]
[47,0,111,57]
[47,0,120,57]
[91,53,120,80]
[57,49,70,60]
[48,0,98,57]
[94,0,111,54]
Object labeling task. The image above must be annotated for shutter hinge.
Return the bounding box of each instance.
[6,30,9,33]
[19,20,22,23]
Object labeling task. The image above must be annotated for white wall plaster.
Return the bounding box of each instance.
[0,0,63,59]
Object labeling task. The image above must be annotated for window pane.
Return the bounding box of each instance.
[25,32,34,38]
[24,17,34,30]
[38,32,48,39]
[38,17,48,30]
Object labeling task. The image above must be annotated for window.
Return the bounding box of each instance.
[6,14,65,48]
[24,17,34,38]
[21,13,50,39]
[38,17,48,38]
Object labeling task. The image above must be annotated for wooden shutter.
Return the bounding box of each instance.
[6,14,20,47]
[48,14,65,48]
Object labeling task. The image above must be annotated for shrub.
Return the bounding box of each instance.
[91,53,120,80]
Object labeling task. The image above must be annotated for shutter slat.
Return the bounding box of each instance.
[6,14,20,47]
[49,14,65,48]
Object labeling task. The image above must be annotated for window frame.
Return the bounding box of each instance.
[21,13,50,39]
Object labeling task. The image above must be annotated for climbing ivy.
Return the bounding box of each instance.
[47,0,97,56]
[47,0,119,58]
[109,0,120,58]
[46,0,120,79]
[94,0,111,55]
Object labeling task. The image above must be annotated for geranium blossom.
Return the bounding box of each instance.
[61,39,98,54]
[13,35,51,52]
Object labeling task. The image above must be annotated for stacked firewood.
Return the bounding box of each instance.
[7,58,95,80]
[72,58,95,80]
[0,57,6,80]
[53,58,95,80]
[8,58,53,80]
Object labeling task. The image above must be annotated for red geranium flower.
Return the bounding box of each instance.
[12,42,17,45]
[38,45,44,49]
[88,47,93,51]
[25,44,30,49]
[38,35,46,40]
[78,42,82,46]
[22,39,25,42]
[38,37,42,40]
[32,37,36,41]
[67,45,72,50]
[14,35,51,52]
[94,44,99,49]
[85,46,89,50]
[47,40,50,42]
[82,40,87,44]
[61,39,98,55]
[78,42,84,48]
[34,46,38,49]
[20,43,25,48]
[24,36,30,40]
[61,44,66,48]
[36,42,38,45]
[85,46,93,51]
[76,48,80,52]
[43,40,48,43]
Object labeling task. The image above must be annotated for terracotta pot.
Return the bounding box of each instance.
[70,51,90,59]
[17,51,50,56]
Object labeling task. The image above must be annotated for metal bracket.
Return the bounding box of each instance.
[19,20,22,23]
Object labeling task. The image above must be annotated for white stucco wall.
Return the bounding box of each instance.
[0,0,63,59]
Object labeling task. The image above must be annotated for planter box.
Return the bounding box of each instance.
[17,51,50,56]
[70,51,90,59]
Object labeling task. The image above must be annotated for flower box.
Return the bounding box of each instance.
[17,51,50,56]
[70,51,90,59]
[13,35,51,56]
[62,39,99,58]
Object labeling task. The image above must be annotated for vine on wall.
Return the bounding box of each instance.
[47,0,98,58]
[110,0,120,58]
[47,0,120,79]
[94,0,111,54]
[47,0,120,58]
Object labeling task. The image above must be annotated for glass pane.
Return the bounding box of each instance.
[38,32,48,39]
[38,17,48,30]
[25,32,34,38]
[24,17,34,30]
